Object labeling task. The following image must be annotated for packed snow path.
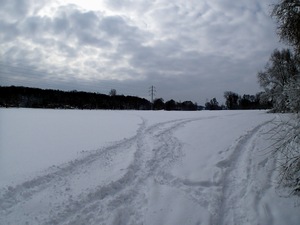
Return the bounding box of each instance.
[0,110,299,225]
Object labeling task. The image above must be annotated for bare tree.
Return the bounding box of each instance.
[257,49,298,112]
[271,1,300,113]
[205,98,220,110]
[272,0,300,54]
[224,91,239,109]
[109,89,117,96]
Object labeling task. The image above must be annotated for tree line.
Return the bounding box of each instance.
[0,86,151,110]
[1,85,275,111]
[0,86,201,111]
[204,92,272,110]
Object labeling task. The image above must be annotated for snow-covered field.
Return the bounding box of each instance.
[0,109,299,225]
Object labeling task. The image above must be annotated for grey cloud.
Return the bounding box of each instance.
[0,0,48,25]
[67,10,99,30]
[57,43,78,58]
[0,21,19,42]
[104,0,152,14]
[99,15,151,47]
[52,13,71,35]
[100,16,129,36]
[0,0,46,41]
[19,16,51,38]
[1,0,31,20]
[146,0,277,60]
[0,0,283,104]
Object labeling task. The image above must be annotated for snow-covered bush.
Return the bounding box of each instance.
[284,77,300,113]
[271,115,300,195]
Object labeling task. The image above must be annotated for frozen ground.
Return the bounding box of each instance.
[0,109,299,225]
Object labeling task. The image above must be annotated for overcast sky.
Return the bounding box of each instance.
[0,0,283,104]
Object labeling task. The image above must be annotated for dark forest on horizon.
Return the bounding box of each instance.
[0,86,271,111]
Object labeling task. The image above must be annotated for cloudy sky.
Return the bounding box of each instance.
[0,0,283,104]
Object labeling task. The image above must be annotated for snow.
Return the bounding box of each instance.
[0,108,299,225]
[0,109,140,188]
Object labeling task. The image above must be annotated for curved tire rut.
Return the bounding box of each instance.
[215,119,275,225]
[0,116,205,225]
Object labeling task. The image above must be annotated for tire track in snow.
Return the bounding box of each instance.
[0,138,134,209]
[1,115,215,225]
[0,119,147,224]
[43,117,207,225]
[215,118,276,225]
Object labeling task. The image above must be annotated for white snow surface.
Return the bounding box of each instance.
[0,109,299,225]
